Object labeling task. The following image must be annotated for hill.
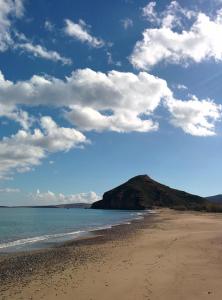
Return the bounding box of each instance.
[206,194,222,204]
[91,175,221,211]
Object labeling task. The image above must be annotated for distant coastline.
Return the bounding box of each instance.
[0,203,91,209]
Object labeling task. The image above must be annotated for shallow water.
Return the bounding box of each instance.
[0,208,147,252]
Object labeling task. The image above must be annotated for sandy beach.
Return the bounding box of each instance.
[1,209,222,300]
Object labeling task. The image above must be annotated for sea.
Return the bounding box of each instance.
[0,208,149,253]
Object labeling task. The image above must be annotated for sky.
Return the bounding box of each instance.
[0,0,222,206]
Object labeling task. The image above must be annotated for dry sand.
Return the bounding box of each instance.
[1,209,222,300]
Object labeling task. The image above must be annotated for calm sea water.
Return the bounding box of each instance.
[0,208,147,253]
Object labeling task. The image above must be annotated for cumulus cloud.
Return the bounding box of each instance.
[0,116,88,179]
[38,116,88,151]
[64,19,104,48]
[166,96,222,136]
[66,106,158,133]
[31,190,100,205]
[0,68,172,133]
[131,3,222,69]
[0,68,221,136]
[0,68,165,110]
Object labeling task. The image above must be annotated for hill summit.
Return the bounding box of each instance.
[91,175,209,210]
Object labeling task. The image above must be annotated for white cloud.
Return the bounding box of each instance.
[0,116,88,179]
[14,0,24,17]
[64,19,104,48]
[66,106,158,133]
[121,18,133,29]
[0,69,221,139]
[142,1,195,29]
[0,140,45,180]
[0,68,170,115]
[0,68,220,139]
[0,103,33,129]
[142,1,158,23]
[31,190,100,205]
[0,1,71,65]
[131,4,222,69]
[0,187,20,192]
[38,116,88,151]
[0,0,25,51]
[166,96,222,136]
[0,68,171,133]
[15,42,72,65]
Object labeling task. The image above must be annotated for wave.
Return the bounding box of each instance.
[0,230,84,250]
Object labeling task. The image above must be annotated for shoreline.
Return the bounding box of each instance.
[1,209,222,299]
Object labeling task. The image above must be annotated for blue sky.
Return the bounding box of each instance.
[0,0,222,205]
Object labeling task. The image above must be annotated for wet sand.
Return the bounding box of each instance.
[1,209,222,300]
